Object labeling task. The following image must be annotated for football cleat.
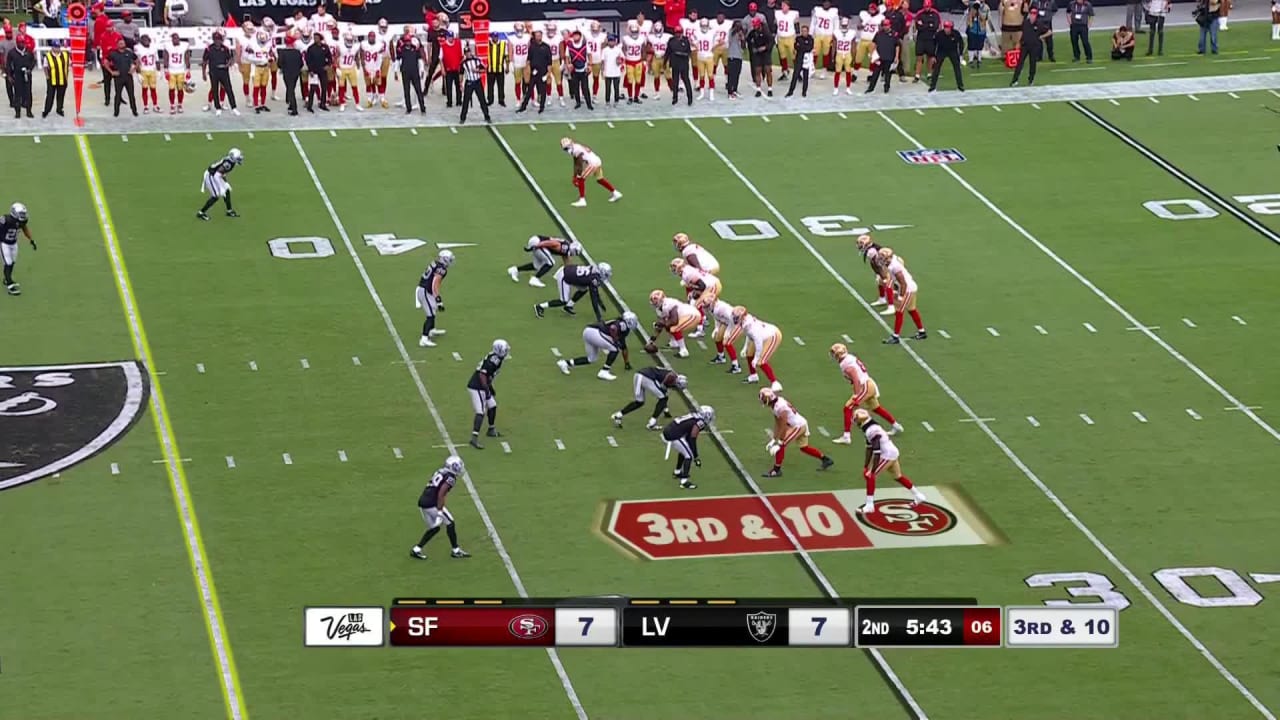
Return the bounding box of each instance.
[608,190,622,202]
[819,456,834,471]
[891,422,905,435]
[571,198,587,207]
[596,369,617,381]
[196,211,209,221]
[450,548,471,558]
[679,479,697,490]
[529,277,546,288]
[646,417,660,431]
[563,305,576,316]
[410,548,428,560]
[858,500,876,514]
[418,336,436,347]
[883,336,901,345]
[611,411,624,427]
[226,210,239,218]
[728,363,742,374]
[709,354,726,364]
[486,427,502,437]
[912,331,928,341]
[879,306,895,316]
[557,359,571,375]
[833,433,853,444]
[870,298,887,306]
[6,283,19,296]
[507,265,519,282]
[534,304,546,318]
[469,437,484,450]
[763,467,782,478]
[743,373,759,384]
[770,381,783,392]
[676,348,689,358]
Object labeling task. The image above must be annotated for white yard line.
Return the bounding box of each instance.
[489,124,925,718]
[883,110,1280,449]
[76,136,245,720]
[688,118,1274,719]
[290,131,587,720]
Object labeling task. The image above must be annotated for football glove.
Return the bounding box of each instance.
[435,296,444,311]
[624,361,632,370]
[693,457,701,467]
[29,239,36,250]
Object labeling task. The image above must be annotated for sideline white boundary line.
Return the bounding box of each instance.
[288,131,588,720]
[489,125,928,720]
[878,110,1279,445]
[685,118,1276,720]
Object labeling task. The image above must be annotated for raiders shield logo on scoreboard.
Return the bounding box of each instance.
[746,611,778,643]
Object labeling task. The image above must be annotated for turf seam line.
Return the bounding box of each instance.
[290,130,588,720]
[490,123,925,719]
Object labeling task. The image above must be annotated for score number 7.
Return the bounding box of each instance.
[579,616,594,636]
[812,616,827,636]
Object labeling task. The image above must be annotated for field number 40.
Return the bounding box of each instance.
[1027,566,1270,611]
[1144,195,1280,220]
[267,234,429,259]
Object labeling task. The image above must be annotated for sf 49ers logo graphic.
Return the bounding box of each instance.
[507,614,550,640]
[856,500,957,536]
[0,361,149,491]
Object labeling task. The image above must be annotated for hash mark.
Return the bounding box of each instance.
[607,435,618,447]
[300,358,310,369]
[1186,408,1202,421]
[1079,413,1095,426]
[800,114,809,120]
[992,106,1002,112]
[696,339,707,350]
[550,347,562,358]
[554,439,566,450]
[247,132,255,139]
[196,363,206,373]
[393,447,403,459]
[248,360,258,371]
[986,327,1000,337]
[282,453,293,465]
[762,116,770,123]
[607,121,615,128]
[121,134,129,143]
[1034,325,1048,335]
[724,117,732,124]
[960,417,996,423]
[568,123,576,130]
[1182,317,1197,328]
[450,127,458,134]
[1249,572,1280,584]
[1148,97,1160,104]
[226,456,236,468]
[921,421,934,433]
[1228,92,1241,99]
[205,133,212,140]
[937,329,951,339]
[817,426,831,437]
[1132,411,1148,424]
[370,129,377,136]
[1232,315,1247,325]
[914,109,925,115]
[1027,416,1040,428]
[1108,99,1121,106]
[1188,95,1199,101]
[1083,322,1097,333]
[645,120,655,127]
[34,135,40,143]
[329,130,337,137]
[841,334,854,344]
[501,441,512,454]
[954,107,965,114]
[452,352,463,361]
[793,336,806,346]
[338,450,348,462]
[838,112,848,119]
[352,356,361,366]
[529,124,537,131]
[163,133,171,142]
[110,463,120,475]
[1032,103,1042,110]
[410,128,418,135]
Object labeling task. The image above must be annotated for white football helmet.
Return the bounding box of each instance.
[622,311,639,330]
[698,405,715,423]
[437,249,455,266]
[590,20,601,32]
[9,202,26,221]
[627,20,639,34]
[444,455,464,473]
[560,136,573,152]
[596,262,613,281]
[492,339,511,357]
[228,147,244,164]
[674,373,688,389]
[653,21,664,34]
[526,235,541,250]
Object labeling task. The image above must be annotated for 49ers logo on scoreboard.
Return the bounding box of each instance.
[603,487,999,560]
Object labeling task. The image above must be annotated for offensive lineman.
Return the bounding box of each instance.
[1,203,35,296]
[856,408,927,514]
[534,261,613,322]
[662,405,715,490]
[467,339,510,449]
[507,234,581,287]
[415,249,455,347]
[197,147,242,221]
[410,455,472,559]
[613,367,686,430]
[557,312,639,381]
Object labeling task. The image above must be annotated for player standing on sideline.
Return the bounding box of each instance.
[535,262,613,321]
[879,247,927,344]
[774,1,799,80]
[810,0,838,76]
[410,455,472,560]
[662,405,715,490]
[134,34,160,114]
[1,203,34,296]
[508,235,582,287]
[466,339,510,450]
[829,343,904,443]
[832,17,857,94]
[855,408,927,514]
[164,32,191,114]
[760,388,833,477]
[415,249,454,347]
[361,30,387,108]
[558,312,639,381]
[561,137,623,207]
[612,367,687,430]
[197,148,242,221]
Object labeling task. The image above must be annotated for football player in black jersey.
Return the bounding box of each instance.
[197,147,243,221]
[416,249,455,347]
[612,366,687,430]
[466,338,510,449]
[0,202,35,296]
[661,405,714,490]
[534,261,612,322]
[411,455,472,559]
[507,235,582,288]
[556,311,638,381]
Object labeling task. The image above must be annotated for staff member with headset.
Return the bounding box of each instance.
[202,30,238,115]
[565,29,591,109]
[927,19,964,92]
[517,29,550,113]
[277,30,304,115]
[458,42,490,124]
[486,32,508,107]
[395,26,427,113]
[42,38,70,117]
[666,21,693,105]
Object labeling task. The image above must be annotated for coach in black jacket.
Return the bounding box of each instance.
[928,20,964,92]
[304,38,332,111]
[277,36,304,115]
[666,31,693,105]
[863,21,899,94]
[518,31,551,113]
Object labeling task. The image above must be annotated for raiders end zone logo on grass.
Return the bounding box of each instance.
[897,149,967,165]
[1,361,150,491]
[601,487,1002,560]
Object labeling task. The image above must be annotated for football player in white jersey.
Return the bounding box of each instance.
[135,34,160,113]
[262,17,281,100]
[680,10,700,82]
[361,30,387,108]
[727,306,784,391]
[545,21,567,107]
[585,20,607,97]
[164,32,191,114]
[509,22,531,104]
[878,247,927,344]
[857,3,886,72]
[774,1,800,79]
[335,32,362,111]
[855,408,927,514]
[707,298,741,372]
[712,12,732,74]
[829,343,903,443]
[760,388,834,477]
[833,16,857,93]
[562,137,622,207]
[647,22,672,94]
[693,17,717,99]
[672,232,719,273]
[621,20,647,103]
[248,29,273,112]
[810,0,839,77]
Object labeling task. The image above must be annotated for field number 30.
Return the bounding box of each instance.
[1144,194,1280,220]
[711,215,874,241]
[1027,566,1266,611]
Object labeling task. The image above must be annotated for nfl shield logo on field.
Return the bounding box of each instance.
[897,148,967,165]
[746,611,777,643]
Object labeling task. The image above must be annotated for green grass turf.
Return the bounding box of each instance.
[2,86,1279,720]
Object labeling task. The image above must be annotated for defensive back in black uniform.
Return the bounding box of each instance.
[466,338,510,449]
[534,261,613,322]
[416,249,455,347]
[1,202,35,296]
[508,235,582,288]
[661,405,715,490]
[612,366,687,430]
[197,147,243,220]
[557,311,639,381]
[410,454,471,559]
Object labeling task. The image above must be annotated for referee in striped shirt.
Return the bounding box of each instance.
[458,43,490,124]
[42,39,70,117]
[486,35,508,107]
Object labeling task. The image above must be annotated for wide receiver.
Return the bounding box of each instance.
[829,342,903,442]
[855,408,926,514]
[759,388,834,477]
[562,137,623,207]
[878,247,927,344]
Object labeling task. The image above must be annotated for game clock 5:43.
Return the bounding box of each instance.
[854,606,1002,648]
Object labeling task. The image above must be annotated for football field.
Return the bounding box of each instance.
[3,76,1280,720]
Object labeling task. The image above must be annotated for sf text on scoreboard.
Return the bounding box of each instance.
[302,600,1119,649]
